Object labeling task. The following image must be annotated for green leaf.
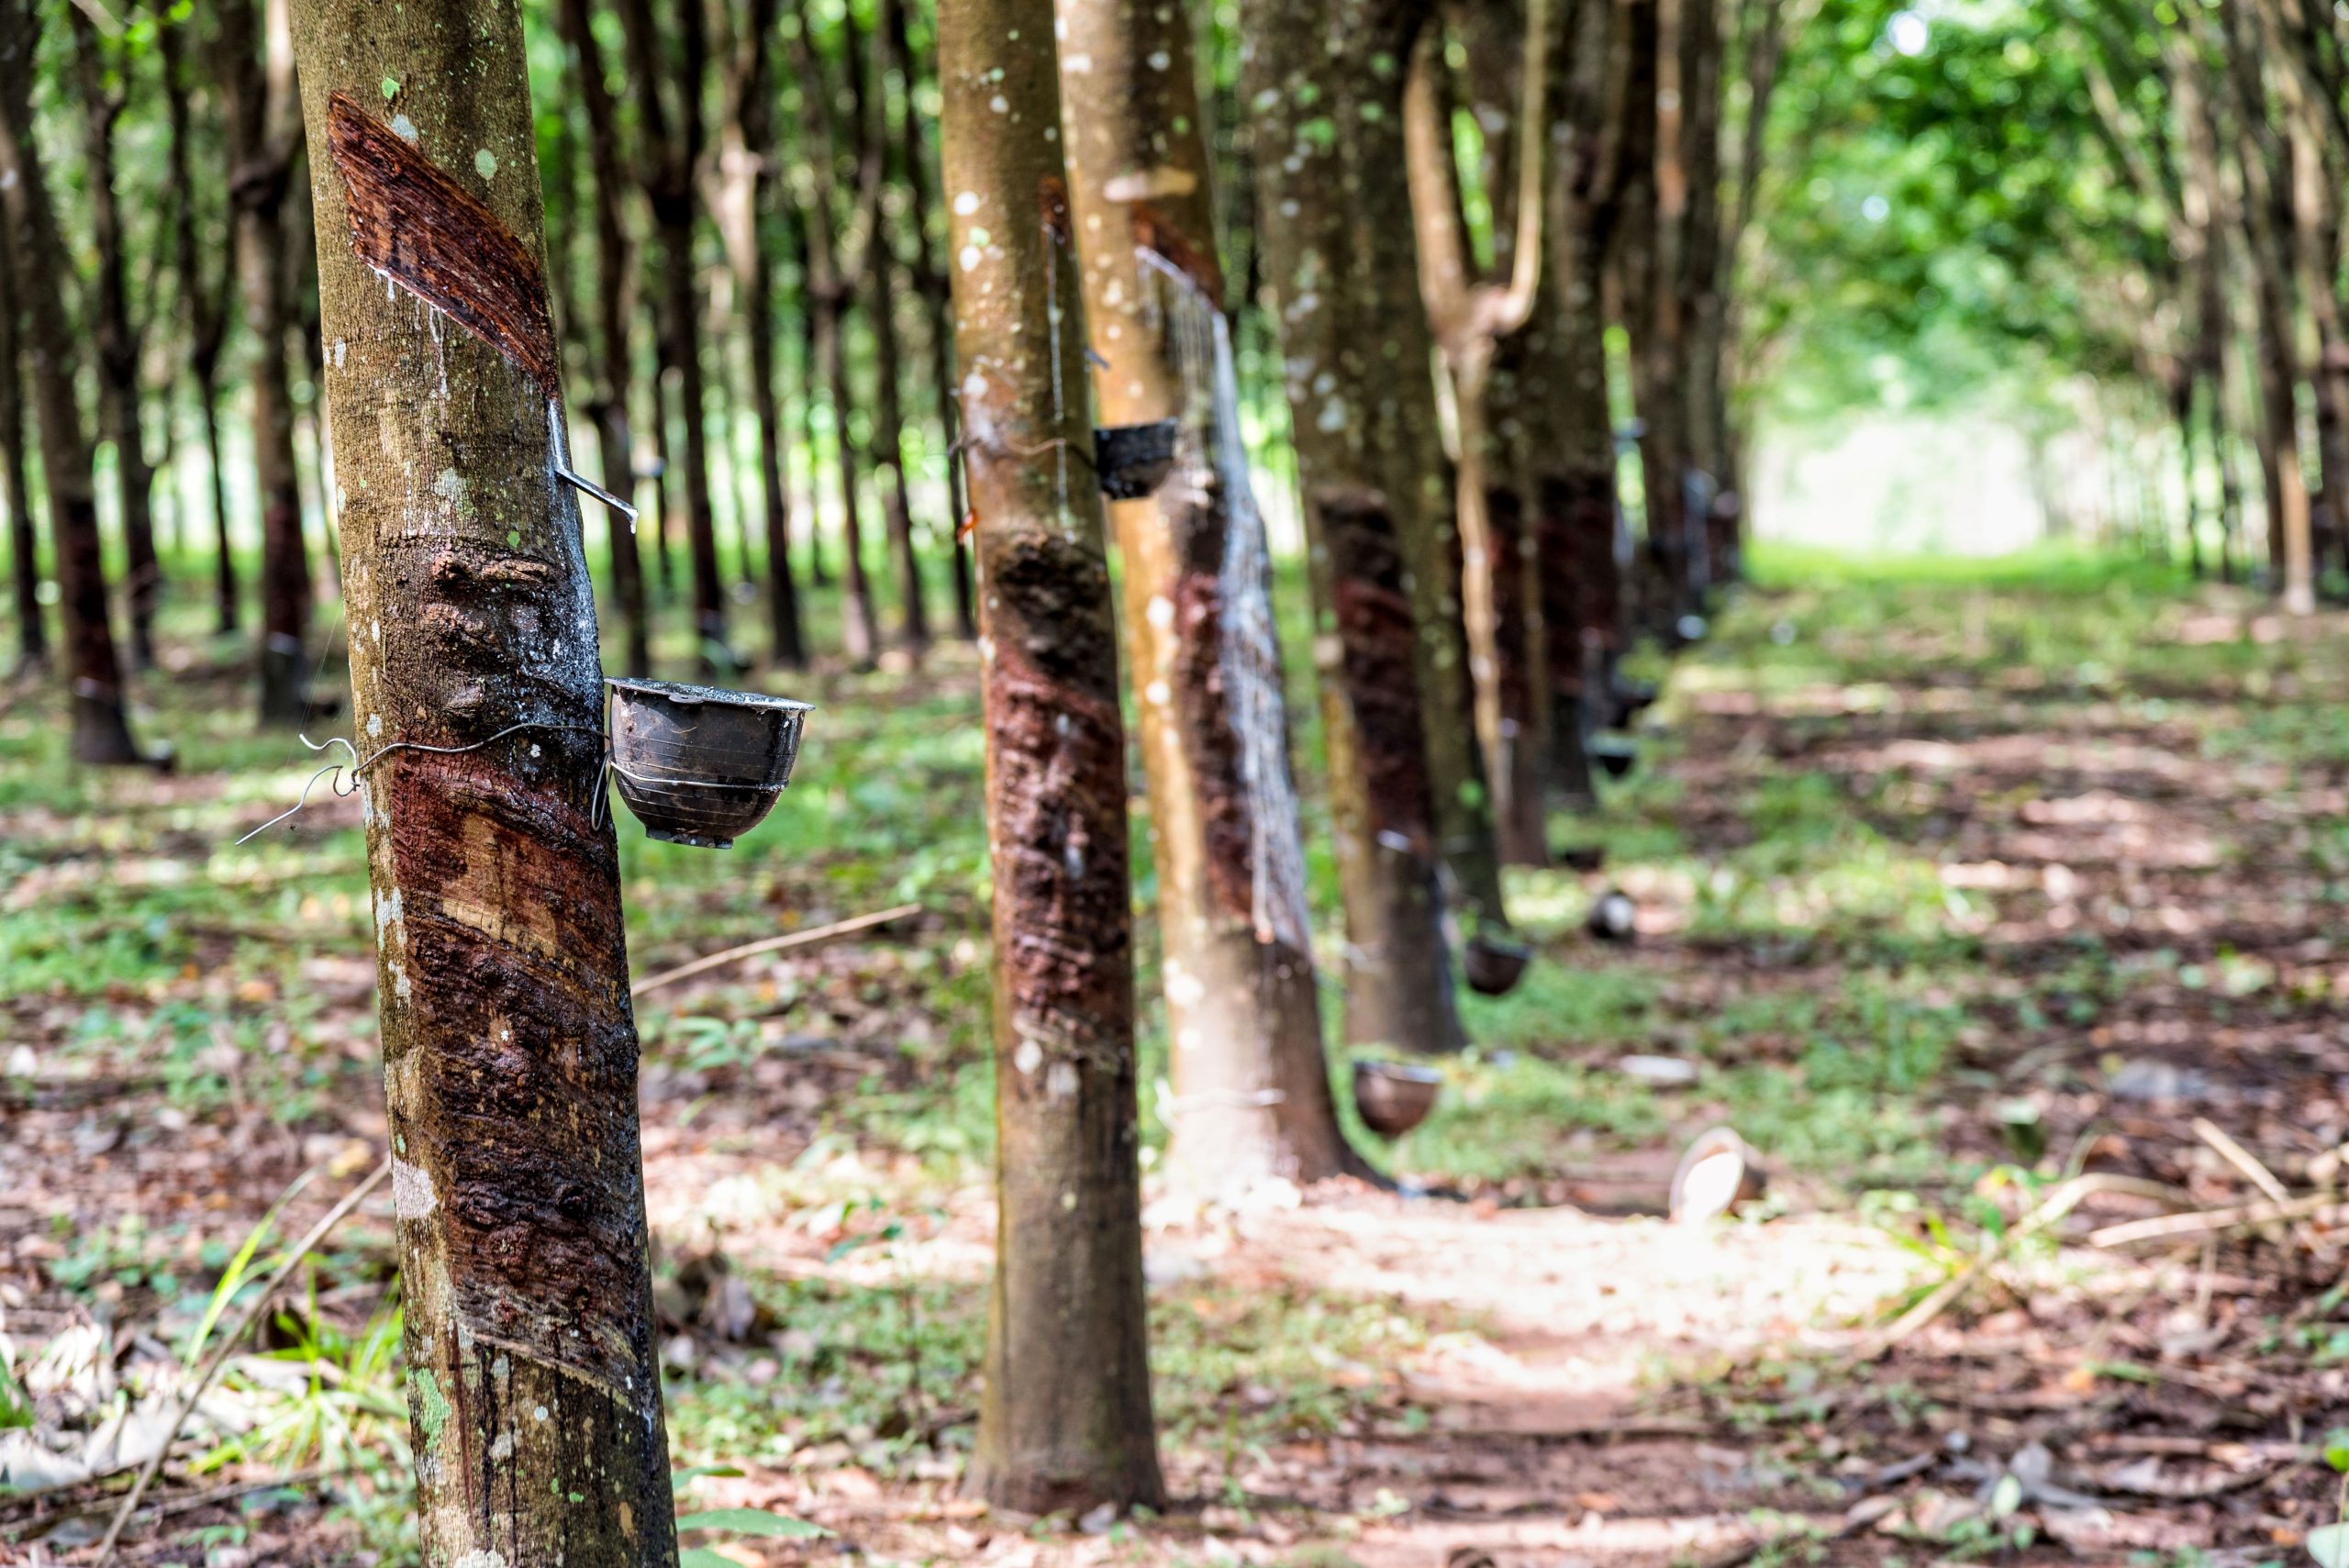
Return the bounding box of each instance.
[1989,1473,2023,1518]
[671,1465,747,1486]
[2323,1429,2349,1473]
[678,1551,740,1568]
[675,1508,829,1539]
[2308,1521,2349,1568]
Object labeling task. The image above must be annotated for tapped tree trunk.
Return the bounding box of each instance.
[863,0,930,657]
[218,0,314,726]
[0,221,44,673]
[1247,0,1467,1054]
[288,6,680,1562]
[68,7,161,672]
[1057,0,1367,1200]
[941,0,1165,1513]
[0,0,142,762]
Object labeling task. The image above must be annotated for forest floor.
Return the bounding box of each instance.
[7,547,2349,1567]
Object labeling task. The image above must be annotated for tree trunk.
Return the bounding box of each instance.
[941,0,1165,1512]
[1246,0,1466,1054]
[886,0,979,642]
[558,0,653,678]
[863,2,929,658]
[218,0,314,725]
[618,0,729,667]
[162,12,241,640]
[792,18,882,667]
[1057,0,1367,1201]
[0,211,44,673]
[287,9,681,1560]
[0,0,141,762]
[68,7,161,671]
[712,0,806,670]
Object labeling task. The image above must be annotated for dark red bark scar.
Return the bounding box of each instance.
[1040,173,1074,248]
[1130,202,1223,309]
[325,93,558,394]
[1164,487,1254,922]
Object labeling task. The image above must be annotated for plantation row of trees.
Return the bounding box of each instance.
[1744,0,2349,596]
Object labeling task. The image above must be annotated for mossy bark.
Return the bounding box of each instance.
[941,0,1166,1512]
[1057,0,1368,1198]
[288,5,678,1562]
[1245,0,1466,1053]
[0,0,140,762]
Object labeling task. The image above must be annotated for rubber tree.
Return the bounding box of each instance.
[216,0,315,725]
[161,9,241,639]
[939,0,1165,1511]
[67,6,163,671]
[1405,0,1556,863]
[711,0,807,669]
[286,4,679,1560]
[618,0,731,664]
[860,3,931,659]
[0,0,143,763]
[557,0,654,678]
[1056,0,1366,1198]
[1245,0,1468,1054]
[0,219,43,673]
[791,14,884,667]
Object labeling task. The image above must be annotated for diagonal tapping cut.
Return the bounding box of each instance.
[324,92,559,395]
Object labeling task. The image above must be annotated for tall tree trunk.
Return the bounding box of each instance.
[219,0,314,724]
[162,11,240,639]
[886,0,979,641]
[1058,0,1367,1200]
[287,11,680,1561]
[863,2,930,657]
[1344,2,1515,948]
[0,220,45,672]
[619,0,730,667]
[68,7,161,671]
[792,18,882,666]
[559,0,653,677]
[1676,0,1729,584]
[789,223,832,589]
[941,0,1165,1512]
[1246,0,1467,1054]
[0,0,142,763]
[712,0,806,669]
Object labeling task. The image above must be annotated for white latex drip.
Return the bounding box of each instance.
[1137,249,1313,953]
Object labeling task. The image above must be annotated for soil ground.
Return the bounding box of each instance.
[6,550,2347,1567]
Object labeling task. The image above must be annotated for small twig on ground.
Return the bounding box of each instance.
[630,904,924,997]
[2088,1194,2343,1249]
[2192,1118,2292,1203]
[93,1159,391,1567]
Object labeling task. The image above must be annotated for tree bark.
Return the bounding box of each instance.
[886,0,979,641]
[68,6,162,671]
[863,3,930,658]
[218,0,315,725]
[792,17,883,667]
[1246,0,1467,1054]
[0,0,142,763]
[287,6,680,1559]
[161,11,241,639]
[1057,0,1367,1201]
[558,0,653,678]
[0,205,44,673]
[618,0,730,665]
[712,0,807,670]
[940,0,1165,1512]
